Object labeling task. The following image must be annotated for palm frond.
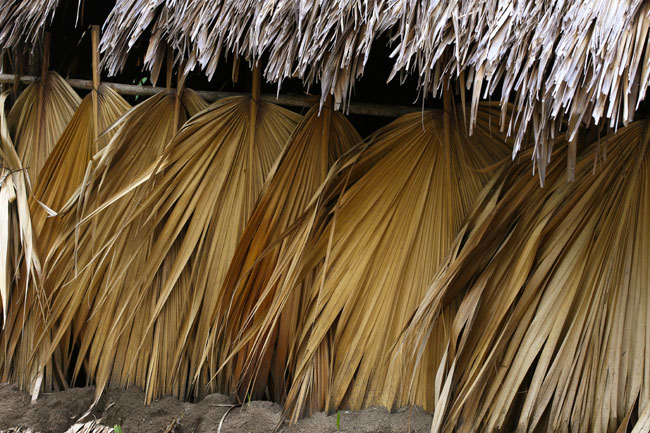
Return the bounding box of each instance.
[31,85,131,257]
[0,86,131,397]
[8,71,81,185]
[0,90,43,392]
[231,103,511,420]
[209,103,360,403]
[41,95,300,404]
[397,118,650,433]
[30,89,206,395]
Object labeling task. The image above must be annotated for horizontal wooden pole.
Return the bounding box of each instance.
[0,73,419,118]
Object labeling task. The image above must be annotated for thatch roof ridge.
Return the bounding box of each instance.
[3,1,650,176]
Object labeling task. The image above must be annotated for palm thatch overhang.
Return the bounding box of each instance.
[4,1,650,180]
[0,0,60,50]
[38,1,650,181]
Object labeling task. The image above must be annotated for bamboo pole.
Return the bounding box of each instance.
[320,94,333,178]
[0,73,421,118]
[34,32,51,182]
[91,25,100,142]
[41,34,50,83]
[443,85,451,147]
[173,63,187,134]
[165,47,173,91]
[249,64,261,158]
[31,33,50,394]
[232,57,240,84]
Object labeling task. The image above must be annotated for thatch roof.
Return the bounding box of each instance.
[0,0,61,49]
[2,0,650,174]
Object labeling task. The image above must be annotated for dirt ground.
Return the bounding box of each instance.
[0,384,433,433]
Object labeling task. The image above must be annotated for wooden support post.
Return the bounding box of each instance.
[232,57,240,84]
[91,25,101,143]
[165,46,173,90]
[12,48,24,95]
[320,94,333,178]
[567,136,576,182]
[249,63,261,152]
[443,85,452,147]
[34,32,52,183]
[173,62,187,134]
[251,63,261,103]
[41,33,51,83]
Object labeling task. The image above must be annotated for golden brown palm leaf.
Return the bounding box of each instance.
[7,71,81,185]
[397,118,650,433]
[42,95,300,404]
[30,85,131,259]
[229,102,511,421]
[31,89,206,394]
[0,90,42,324]
[207,103,360,403]
[0,90,44,392]
[0,87,131,397]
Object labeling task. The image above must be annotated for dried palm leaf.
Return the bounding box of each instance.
[0,90,42,325]
[8,71,81,185]
[0,86,131,397]
[207,102,360,403]
[31,89,207,394]
[30,85,131,257]
[41,92,299,404]
[0,90,43,391]
[230,102,510,420]
[398,118,650,433]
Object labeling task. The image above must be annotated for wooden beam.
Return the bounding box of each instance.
[0,73,420,118]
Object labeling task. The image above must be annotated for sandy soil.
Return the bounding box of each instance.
[0,384,432,433]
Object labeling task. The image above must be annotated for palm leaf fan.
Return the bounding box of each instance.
[206,102,360,403]
[42,93,300,404]
[397,119,650,433]
[30,85,131,259]
[30,88,206,394]
[0,90,43,391]
[7,71,81,184]
[231,102,511,421]
[2,87,131,396]
[0,90,42,325]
